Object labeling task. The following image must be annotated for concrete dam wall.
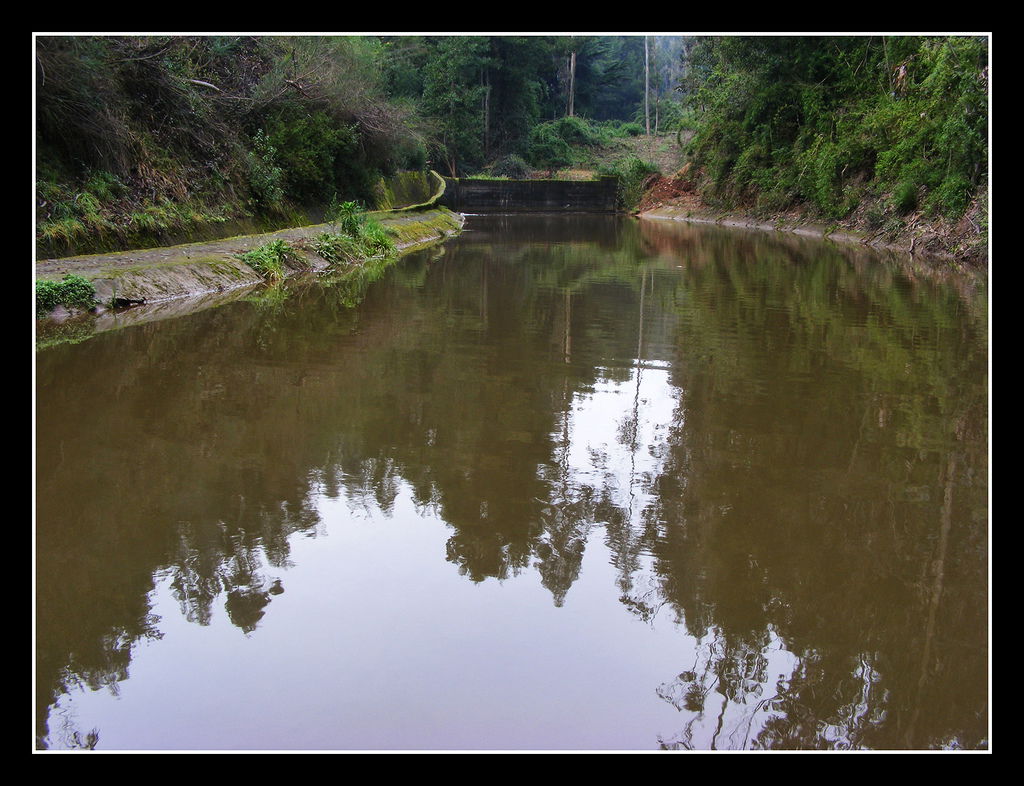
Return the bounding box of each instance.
[437,176,619,213]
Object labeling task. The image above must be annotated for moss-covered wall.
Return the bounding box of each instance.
[372,171,441,210]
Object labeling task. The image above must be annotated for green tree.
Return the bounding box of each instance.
[420,37,489,176]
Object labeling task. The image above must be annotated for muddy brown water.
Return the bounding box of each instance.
[35,214,989,751]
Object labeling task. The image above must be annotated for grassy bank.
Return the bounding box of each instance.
[36,36,428,259]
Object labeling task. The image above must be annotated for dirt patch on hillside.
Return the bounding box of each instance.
[636,163,703,214]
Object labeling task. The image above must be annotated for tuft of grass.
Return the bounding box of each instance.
[236,239,297,281]
[37,217,88,247]
[359,218,397,257]
[312,232,360,264]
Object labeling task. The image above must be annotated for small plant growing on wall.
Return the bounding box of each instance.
[236,239,297,281]
[316,199,397,264]
[329,199,367,238]
[35,274,97,314]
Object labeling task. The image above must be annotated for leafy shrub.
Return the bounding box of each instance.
[551,116,604,147]
[526,116,613,170]
[264,108,359,201]
[313,201,396,265]
[792,136,861,219]
[329,199,367,237]
[399,138,429,171]
[526,122,573,170]
[930,173,972,218]
[315,223,396,262]
[247,129,285,208]
[603,156,661,211]
[36,274,96,313]
[490,154,531,179]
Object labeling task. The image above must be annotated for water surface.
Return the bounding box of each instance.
[35,214,989,750]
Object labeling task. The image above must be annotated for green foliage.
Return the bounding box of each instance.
[329,199,367,237]
[490,153,531,179]
[651,97,688,130]
[36,170,126,245]
[36,274,96,313]
[550,116,605,147]
[526,116,614,170]
[892,181,918,215]
[315,200,397,264]
[560,36,648,122]
[82,170,127,203]
[236,239,297,281]
[599,156,661,211]
[407,35,647,174]
[247,129,285,207]
[263,108,361,202]
[683,36,988,221]
[394,129,428,171]
[36,35,426,254]
[360,219,397,256]
[313,231,360,264]
[37,217,88,248]
[527,122,574,170]
[419,37,490,175]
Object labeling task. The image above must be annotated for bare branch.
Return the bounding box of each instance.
[188,79,222,92]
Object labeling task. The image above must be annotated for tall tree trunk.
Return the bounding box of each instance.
[567,50,576,117]
[483,68,491,159]
[644,36,651,136]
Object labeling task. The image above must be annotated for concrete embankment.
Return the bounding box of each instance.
[36,206,464,315]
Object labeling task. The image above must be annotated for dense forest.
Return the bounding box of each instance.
[34,34,988,259]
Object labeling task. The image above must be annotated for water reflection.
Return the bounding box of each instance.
[36,215,988,749]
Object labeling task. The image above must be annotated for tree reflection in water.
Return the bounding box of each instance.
[36,215,988,749]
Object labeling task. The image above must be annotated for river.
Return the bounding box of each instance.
[35,213,989,751]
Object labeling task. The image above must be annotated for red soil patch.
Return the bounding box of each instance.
[636,168,702,214]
